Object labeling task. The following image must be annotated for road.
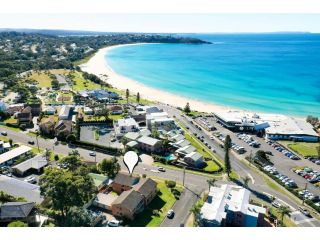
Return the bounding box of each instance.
[1,123,320,227]
[156,103,320,227]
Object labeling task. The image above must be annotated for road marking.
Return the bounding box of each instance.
[248,173,255,184]
[262,192,295,210]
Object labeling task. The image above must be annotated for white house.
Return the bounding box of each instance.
[58,106,72,120]
[146,112,176,131]
[114,117,139,137]
[199,184,266,227]
[0,145,32,167]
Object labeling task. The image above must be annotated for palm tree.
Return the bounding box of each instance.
[126,89,129,104]
[242,176,251,188]
[277,206,291,226]
[206,178,216,192]
[44,148,51,161]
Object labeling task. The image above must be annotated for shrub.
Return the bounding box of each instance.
[19,124,27,131]
[166,180,176,189]
[152,210,160,217]
[54,154,59,161]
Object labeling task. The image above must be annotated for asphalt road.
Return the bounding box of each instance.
[1,123,320,227]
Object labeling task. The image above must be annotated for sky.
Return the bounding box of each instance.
[1,14,320,33]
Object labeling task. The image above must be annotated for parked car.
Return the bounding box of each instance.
[28,140,35,145]
[167,209,175,219]
[89,151,96,157]
[1,131,7,136]
[107,219,120,227]
[158,167,166,172]
[24,176,36,184]
[271,201,281,208]
[298,207,311,217]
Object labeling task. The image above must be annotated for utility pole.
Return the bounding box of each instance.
[302,183,308,206]
[94,147,97,163]
[183,166,186,187]
[35,131,40,153]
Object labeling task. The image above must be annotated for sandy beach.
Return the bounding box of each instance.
[80,44,244,114]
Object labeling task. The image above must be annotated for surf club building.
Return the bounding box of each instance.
[214,110,319,142]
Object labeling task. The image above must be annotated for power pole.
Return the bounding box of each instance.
[35,131,40,153]
[94,147,97,163]
[183,166,186,187]
[302,183,308,206]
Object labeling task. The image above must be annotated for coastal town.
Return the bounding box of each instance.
[0,31,320,228]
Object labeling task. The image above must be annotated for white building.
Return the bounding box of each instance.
[58,106,72,120]
[0,145,32,167]
[146,112,176,131]
[43,106,55,115]
[199,184,266,227]
[214,110,319,142]
[114,117,139,137]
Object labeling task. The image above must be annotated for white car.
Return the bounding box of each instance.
[107,219,120,227]
[24,176,36,184]
[89,151,96,157]
[271,201,281,208]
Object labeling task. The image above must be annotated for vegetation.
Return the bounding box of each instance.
[39,152,96,225]
[183,102,191,115]
[224,135,232,177]
[97,157,120,178]
[7,221,28,227]
[64,206,95,227]
[286,142,319,157]
[0,191,26,203]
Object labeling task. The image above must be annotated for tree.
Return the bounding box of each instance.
[206,178,216,192]
[277,206,291,225]
[136,92,140,104]
[151,124,159,138]
[0,191,26,203]
[242,176,250,188]
[256,150,268,161]
[44,148,51,161]
[59,153,83,171]
[126,88,130,104]
[64,206,94,227]
[8,138,13,146]
[224,135,232,177]
[19,124,26,131]
[184,102,191,115]
[66,134,76,143]
[7,221,28,227]
[98,157,120,178]
[165,180,176,188]
[39,167,96,223]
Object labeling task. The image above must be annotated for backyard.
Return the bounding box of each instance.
[129,180,182,227]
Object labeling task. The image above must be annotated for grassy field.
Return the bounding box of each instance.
[285,142,319,157]
[27,71,52,88]
[129,180,182,227]
[71,71,101,91]
[4,116,18,125]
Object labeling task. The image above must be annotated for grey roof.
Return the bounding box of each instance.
[12,155,47,173]
[185,151,203,161]
[113,172,139,187]
[139,129,151,137]
[137,136,160,146]
[0,175,43,203]
[112,189,144,211]
[176,145,196,155]
[126,141,138,148]
[124,132,140,141]
[0,202,35,219]
[133,178,157,198]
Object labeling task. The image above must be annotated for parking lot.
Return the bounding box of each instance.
[80,125,123,149]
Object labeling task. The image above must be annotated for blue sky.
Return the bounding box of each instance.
[1,14,320,33]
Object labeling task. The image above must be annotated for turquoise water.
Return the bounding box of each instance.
[106,34,320,116]
[163,154,177,162]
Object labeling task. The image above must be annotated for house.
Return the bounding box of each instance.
[6,103,24,115]
[111,172,140,194]
[54,120,72,139]
[84,106,93,115]
[137,136,162,153]
[124,132,140,142]
[26,103,42,116]
[16,106,32,124]
[139,129,151,137]
[89,173,112,190]
[58,106,72,120]
[0,140,11,153]
[0,175,43,203]
[12,155,48,176]
[126,141,138,149]
[0,145,32,167]
[183,152,205,168]
[199,184,267,227]
[111,189,144,220]
[0,202,36,225]
[172,139,191,149]
[131,105,162,123]
[133,178,157,205]
[108,105,123,115]
[175,145,196,157]
[92,192,118,211]
[114,117,139,137]
[43,106,55,115]
[170,134,185,142]
[146,112,176,131]
[39,118,55,136]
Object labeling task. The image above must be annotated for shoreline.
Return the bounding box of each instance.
[80,43,243,114]
[80,43,305,119]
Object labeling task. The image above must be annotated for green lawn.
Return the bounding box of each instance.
[204,160,221,172]
[27,71,52,88]
[129,181,180,227]
[108,114,125,121]
[71,71,101,91]
[4,116,18,125]
[286,142,319,157]
[154,162,222,179]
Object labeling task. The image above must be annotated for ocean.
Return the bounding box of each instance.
[105,33,320,117]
